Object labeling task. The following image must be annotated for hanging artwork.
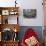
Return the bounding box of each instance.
[23,9,37,18]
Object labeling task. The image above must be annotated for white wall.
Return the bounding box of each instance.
[0,0,44,26]
[18,0,44,26]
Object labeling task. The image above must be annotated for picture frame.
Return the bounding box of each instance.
[2,10,9,15]
[23,9,37,18]
[9,10,18,15]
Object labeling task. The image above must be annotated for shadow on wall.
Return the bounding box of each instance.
[18,26,43,44]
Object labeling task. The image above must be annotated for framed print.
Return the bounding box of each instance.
[9,10,15,15]
[9,10,18,15]
[10,11,15,15]
[23,9,37,18]
[2,10,9,15]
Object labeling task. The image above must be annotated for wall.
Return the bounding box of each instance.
[18,0,44,26]
[0,0,44,26]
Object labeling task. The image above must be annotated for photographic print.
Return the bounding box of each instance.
[2,10,9,15]
[23,9,37,18]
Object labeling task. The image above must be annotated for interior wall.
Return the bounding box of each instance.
[0,0,44,26]
[18,0,44,26]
